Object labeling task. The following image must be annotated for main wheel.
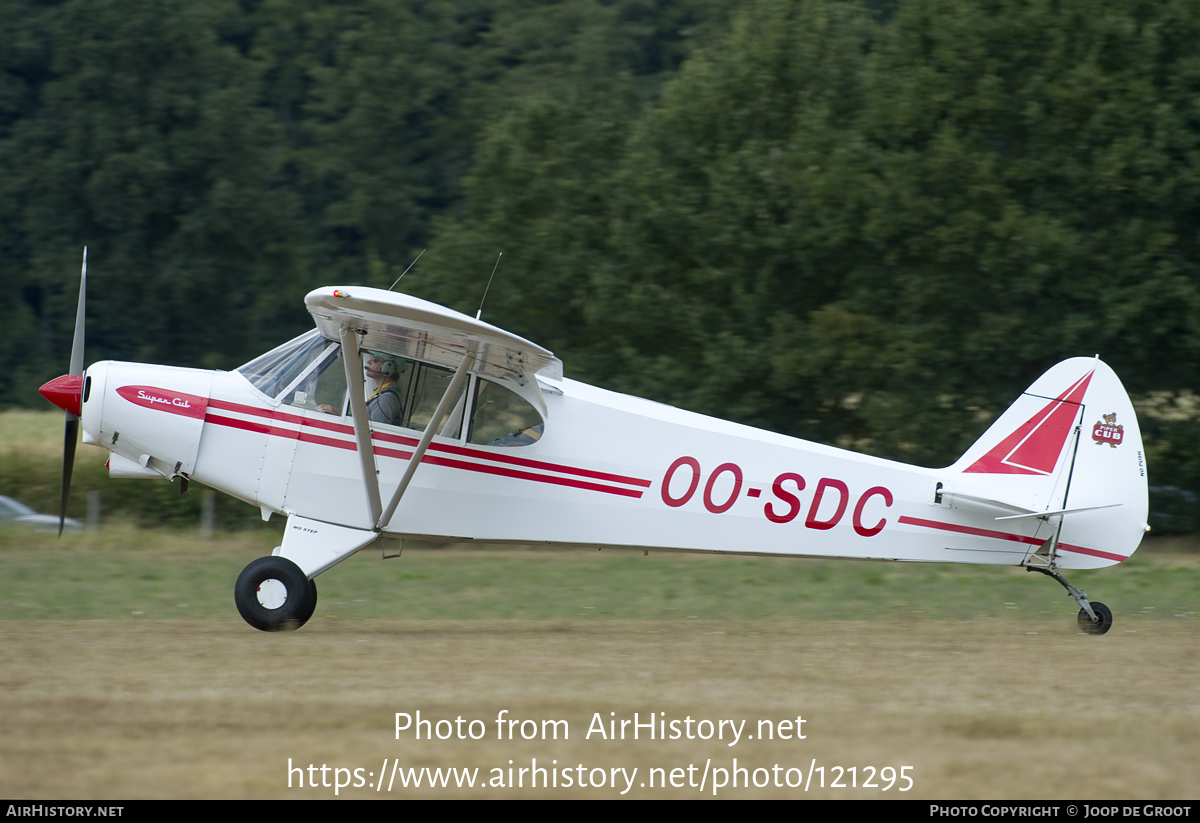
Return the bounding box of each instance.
[298,576,319,625]
[235,556,315,632]
[1077,601,1113,635]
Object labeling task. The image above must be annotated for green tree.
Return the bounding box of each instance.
[594,0,876,438]
[414,0,737,360]
[0,0,306,397]
[423,0,1200,481]
[832,0,1200,464]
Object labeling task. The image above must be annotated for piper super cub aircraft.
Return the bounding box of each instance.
[40,252,1148,633]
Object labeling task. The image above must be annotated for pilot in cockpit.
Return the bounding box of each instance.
[365,354,405,426]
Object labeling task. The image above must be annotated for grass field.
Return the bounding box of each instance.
[0,410,82,460]
[2,525,1199,622]
[0,527,1197,799]
[2,410,1196,799]
[3,618,1197,799]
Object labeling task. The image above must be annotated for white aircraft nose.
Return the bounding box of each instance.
[80,361,108,446]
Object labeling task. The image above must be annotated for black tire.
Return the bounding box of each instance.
[298,576,319,625]
[1077,601,1113,635]
[234,556,315,632]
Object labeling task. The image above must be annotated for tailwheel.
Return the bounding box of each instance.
[1077,601,1113,635]
[235,556,317,632]
[1026,564,1114,636]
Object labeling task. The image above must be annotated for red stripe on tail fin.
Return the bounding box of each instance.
[963,370,1093,475]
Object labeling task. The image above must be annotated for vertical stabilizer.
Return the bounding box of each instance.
[948,358,1148,568]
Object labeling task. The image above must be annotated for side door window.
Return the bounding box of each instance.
[468,379,544,447]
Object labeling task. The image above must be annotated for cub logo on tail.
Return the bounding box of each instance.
[1092,413,1124,448]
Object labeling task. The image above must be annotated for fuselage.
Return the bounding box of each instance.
[77,355,1137,571]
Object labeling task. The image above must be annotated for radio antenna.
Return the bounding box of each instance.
[475,252,502,320]
[388,249,426,291]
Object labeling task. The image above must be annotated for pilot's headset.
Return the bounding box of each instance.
[367,352,402,381]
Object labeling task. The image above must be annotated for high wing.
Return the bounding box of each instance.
[304,286,564,539]
[305,286,563,385]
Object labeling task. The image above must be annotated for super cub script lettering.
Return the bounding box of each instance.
[137,390,192,410]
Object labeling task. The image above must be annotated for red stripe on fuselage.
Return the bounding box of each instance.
[201,396,647,498]
[898,515,1042,546]
[296,430,357,452]
[418,454,645,498]
[205,413,271,435]
[1052,543,1127,562]
[898,515,1127,561]
[205,397,648,488]
[429,440,653,487]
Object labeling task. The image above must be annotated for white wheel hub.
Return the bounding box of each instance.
[256,578,288,610]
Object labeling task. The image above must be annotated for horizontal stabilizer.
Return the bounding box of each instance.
[994,503,1123,522]
[939,490,1035,515]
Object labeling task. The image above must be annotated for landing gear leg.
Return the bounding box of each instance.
[1025,565,1113,635]
[235,556,318,632]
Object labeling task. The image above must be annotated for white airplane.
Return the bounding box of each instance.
[40,254,1148,633]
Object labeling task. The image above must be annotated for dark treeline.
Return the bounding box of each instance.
[3,0,1199,527]
[1,0,731,381]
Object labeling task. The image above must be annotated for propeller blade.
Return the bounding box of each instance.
[58,247,86,535]
[59,417,78,536]
[69,248,86,376]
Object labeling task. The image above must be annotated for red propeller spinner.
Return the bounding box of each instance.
[40,374,84,417]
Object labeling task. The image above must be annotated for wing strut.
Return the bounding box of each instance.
[340,325,384,526]
[377,343,477,531]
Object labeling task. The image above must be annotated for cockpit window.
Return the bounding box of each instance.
[468,379,544,447]
[361,353,467,437]
[237,330,331,399]
[238,332,543,445]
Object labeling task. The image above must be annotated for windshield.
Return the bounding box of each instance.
[237,329,333,399]
[283,346,347,415]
